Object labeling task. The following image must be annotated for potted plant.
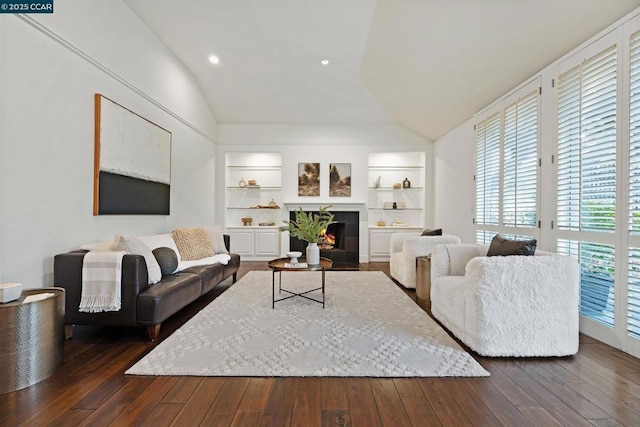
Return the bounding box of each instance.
[281,205,335,265]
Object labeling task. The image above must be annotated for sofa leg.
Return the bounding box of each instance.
[65,324,74,339]
[233,272,237,283]
[147,324,161,341]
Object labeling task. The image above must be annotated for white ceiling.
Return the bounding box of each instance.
[124,0,640,141]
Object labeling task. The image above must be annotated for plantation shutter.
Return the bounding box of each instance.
[475,113,501,227]
[558,239,615,328]
[503,91,538,227]
[557,44,617,329]
[557,46,617,232]
[628,31,640,338]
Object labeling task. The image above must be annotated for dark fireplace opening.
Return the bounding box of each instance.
[322,223,345,250]
[289,210,359,269]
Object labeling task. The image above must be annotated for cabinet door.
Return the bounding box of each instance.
[255,229,279,256]
[370,230,392,257]
[229,229,254,256]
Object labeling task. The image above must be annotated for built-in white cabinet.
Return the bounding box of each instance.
[227,226,281,259]
[225,153,282,260]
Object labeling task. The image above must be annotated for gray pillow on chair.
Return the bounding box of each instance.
[421,228,443,236]
[487,234,537,256]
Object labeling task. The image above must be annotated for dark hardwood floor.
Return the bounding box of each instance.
[2,262,640,426]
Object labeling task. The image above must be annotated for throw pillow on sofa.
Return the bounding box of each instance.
[205,225,229,254]
[487,234,537,257]
[172,227,215,260]
[113,234,162,284]
[152,247,179,276]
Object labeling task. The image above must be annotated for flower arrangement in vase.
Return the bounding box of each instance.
[281,205,335,265]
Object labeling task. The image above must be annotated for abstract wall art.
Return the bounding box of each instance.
[94,94,172,215]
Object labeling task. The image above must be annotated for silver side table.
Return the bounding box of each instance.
[0,287,65,394]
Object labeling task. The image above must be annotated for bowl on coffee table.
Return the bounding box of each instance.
[286,251,302,265]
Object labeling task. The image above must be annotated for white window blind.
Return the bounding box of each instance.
[629,31,640,235]
[503,91,538,227]
[475,230,496,244]
[558,239,615,328]
[557,46,617,232]
[628,31,640,339]
[628,248,640,338]
[475,113,501,226]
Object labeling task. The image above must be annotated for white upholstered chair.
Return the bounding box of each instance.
[389,233,461,288]
[430,244,580,357]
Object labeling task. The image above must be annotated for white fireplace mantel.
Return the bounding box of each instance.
[283,202,366,211]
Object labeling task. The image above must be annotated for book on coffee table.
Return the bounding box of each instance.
[284,263,308,268]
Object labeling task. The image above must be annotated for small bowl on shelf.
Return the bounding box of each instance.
[286,251,303,264]
[241,217,253,226]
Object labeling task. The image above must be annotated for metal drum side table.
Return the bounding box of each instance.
[0,287,65,394]
[416,255,432,303]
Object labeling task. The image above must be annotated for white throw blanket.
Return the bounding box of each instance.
[80,251,126,312]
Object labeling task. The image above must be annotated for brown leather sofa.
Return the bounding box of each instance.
[54,235,240,340]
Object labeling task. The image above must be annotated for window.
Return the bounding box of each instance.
[559,239,615,327]
[557,46,617,233]
[628,249,640,338]
[475,113,501,229]
[557,44,617,328]
[503,92,538,228]
[474,84,539,244]
[628,30,640,338]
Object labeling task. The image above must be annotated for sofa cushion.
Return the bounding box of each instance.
[113,234,162,284]
[153,247,178,276]
[182,264,224,294]
[137,272,202,326]
[172,227,214,260]
[421,228,443,236]
[487,234,537,257]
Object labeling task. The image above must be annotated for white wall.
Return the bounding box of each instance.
[433,118,476,243]
[0,5,218,287]
[217,124,433,261]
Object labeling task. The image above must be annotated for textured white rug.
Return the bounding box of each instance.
[126,271,489,377]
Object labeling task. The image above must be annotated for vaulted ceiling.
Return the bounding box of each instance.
[124,0,640,141]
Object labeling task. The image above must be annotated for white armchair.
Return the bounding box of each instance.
[389,233,461,288]
[430,244,580,357]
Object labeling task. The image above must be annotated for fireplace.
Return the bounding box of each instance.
[289,210,359,269]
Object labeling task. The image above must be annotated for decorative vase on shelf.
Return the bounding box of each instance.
[306,242,320,266]
[403,177,411,188]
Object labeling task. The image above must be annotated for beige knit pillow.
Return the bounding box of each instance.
[172,227,214,261]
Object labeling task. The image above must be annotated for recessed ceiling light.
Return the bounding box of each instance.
[209,55,220,65]
[320,59,330,66]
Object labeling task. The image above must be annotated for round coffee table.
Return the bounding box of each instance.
[267,257,333,308]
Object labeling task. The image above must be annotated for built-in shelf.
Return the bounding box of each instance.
[227,186,281,190]
[226,153,283,260]
[367,152,426,230]
[368,166,424,170]
[368,186,424,190]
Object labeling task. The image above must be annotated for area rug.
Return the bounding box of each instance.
[126,271,489,377]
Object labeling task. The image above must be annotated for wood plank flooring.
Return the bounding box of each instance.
[2,262,640,426]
